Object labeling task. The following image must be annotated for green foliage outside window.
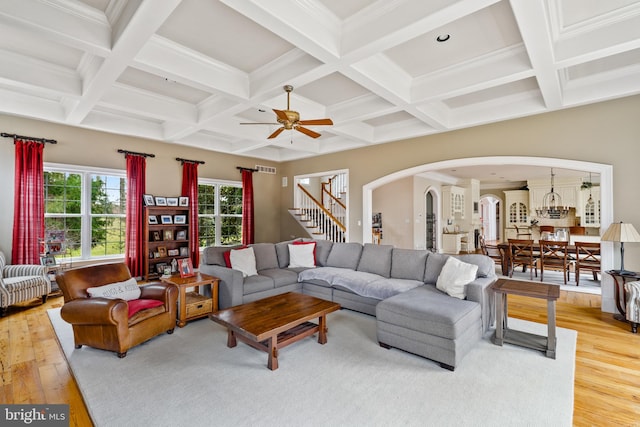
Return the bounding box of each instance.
[198,183,242,247]
[44,170,126,258]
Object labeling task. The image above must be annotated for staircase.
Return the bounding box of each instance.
[289,174,347,242]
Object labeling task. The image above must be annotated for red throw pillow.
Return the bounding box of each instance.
[293,240,317,265]
[127,299,164,317]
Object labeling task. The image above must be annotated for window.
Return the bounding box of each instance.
[198,180,243,247]
[44,164,126,260]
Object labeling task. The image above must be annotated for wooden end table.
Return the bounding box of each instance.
[606,270,640,322]
[161,272,219,327]
[491,278,560,359]
[210,292,340,370]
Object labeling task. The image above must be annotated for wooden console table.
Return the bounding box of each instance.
[491,278,560,359]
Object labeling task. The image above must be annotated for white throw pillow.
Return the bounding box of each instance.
[436,257,478,300]
[87,277,141,300]
[230,247,258,277]
[288,243,316,268]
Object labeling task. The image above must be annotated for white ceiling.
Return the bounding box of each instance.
[1,0,640,166]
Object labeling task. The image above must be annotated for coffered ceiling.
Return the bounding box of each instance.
[1,0,639,162]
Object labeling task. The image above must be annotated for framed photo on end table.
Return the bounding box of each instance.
[179,258,195,278]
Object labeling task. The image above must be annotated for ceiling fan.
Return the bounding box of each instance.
[240,85,333,139]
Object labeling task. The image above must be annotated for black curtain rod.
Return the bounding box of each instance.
[176,157,205,165]
[117,149,155,158]
[237,166,258,172]
[1,132,57,144]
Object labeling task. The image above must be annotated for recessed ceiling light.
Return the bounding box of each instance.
[436,34,450,42]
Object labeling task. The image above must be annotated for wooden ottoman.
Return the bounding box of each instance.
[376,285,482,371]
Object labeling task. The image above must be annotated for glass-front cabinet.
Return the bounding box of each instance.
[580,186,600,227]
[505,190,529,226]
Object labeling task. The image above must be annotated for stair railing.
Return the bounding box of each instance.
[297,183,346,242]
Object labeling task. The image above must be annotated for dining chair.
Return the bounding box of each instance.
[479,235,502,270]
[574,241,601,286]
[508,239,538,280]
[539,225,554,233]
[569,226,586,236]
[513,225,532,239]
[539,240,570,284]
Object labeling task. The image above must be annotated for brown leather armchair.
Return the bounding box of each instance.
[56,263,178,358]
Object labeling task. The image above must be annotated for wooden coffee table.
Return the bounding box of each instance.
[209,292,340,370]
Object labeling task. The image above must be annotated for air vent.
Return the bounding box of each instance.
[256,165,276,174]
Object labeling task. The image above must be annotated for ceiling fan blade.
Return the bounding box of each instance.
[240,122,280,125]
[273,109,289,121]
[295,126,321,138]
[297,118,333,126]
[267,127,285,139]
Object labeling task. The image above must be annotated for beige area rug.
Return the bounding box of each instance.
[49,308,576,427]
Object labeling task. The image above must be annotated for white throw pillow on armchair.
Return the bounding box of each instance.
[436,256,478,299]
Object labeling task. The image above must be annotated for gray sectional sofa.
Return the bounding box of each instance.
[199,239,497,370]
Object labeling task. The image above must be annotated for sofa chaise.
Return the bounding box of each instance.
[199,240,497,370]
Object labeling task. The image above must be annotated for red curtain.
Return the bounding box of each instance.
[241,169,254,245]
[12,139,45,264]
[124,154,146,277]
[181,162,200,267]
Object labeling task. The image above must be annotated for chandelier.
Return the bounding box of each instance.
[535,168,569,219]
[585,172,595,208]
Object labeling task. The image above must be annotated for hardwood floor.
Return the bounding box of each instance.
[2,291,640,426]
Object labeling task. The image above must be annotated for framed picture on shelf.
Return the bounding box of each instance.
[167,197,179,206]
[155,196,167,206]
[149,251,154,259]
[179,258,195,278]
[45,241,64,255]
[160,215,172,224]
[174,215,186,224]
[40,255,56,266]
[163,230,173,241]
[143,194,155,206]
[148,215,158,225]
[179,246,189,257]
[175,230,186,240]
[179,196,189,207]
[167,249,179,257]
[46,230,65,241]
[155,263,167,274]
[152,231,161,241]
[158,246,167,257]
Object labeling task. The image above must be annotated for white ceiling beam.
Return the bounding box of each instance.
[341,0,500,61]
[133,35,249,100]
[0,0,111,55]
[65,0,182,124]
[221,0,341,63]
[509,0,563,110]
[100,84,197,124]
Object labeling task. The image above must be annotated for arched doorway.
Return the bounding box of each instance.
[362,156,615,313]
[480,194,501,242]
[425,190,437,251]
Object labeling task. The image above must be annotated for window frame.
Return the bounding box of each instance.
[198,178,243,247]
[44,162,127,261]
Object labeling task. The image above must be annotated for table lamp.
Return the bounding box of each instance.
[601,221,640,275]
